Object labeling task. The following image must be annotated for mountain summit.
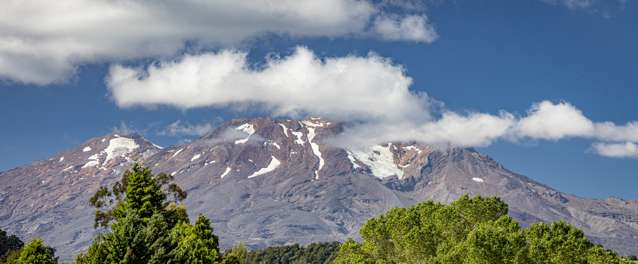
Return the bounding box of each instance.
[1,117,637,261]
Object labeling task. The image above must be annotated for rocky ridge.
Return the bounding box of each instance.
[1,117,637,261]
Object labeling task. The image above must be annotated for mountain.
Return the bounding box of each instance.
[1,117,637,261]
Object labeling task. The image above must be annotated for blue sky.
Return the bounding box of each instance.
[1,0,637,199]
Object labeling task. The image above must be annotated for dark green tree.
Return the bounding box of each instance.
[0,228,23,263]
[15,239,57,264]
[221,243,247,264]
[75,163,218,264]
[333,195,629,264]
[241,242,340,264]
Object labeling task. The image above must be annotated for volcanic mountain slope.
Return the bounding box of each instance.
[1,117,637,261]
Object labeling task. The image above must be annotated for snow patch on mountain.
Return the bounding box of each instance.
[472,177,485,183]
[402,145,422,154]
[278,123,289,137]
[220,166,232,178]
[104,137,139,163]
[58,156,64,162]
[191,154,201,161]
[291,131,305,145]
[346,151,361,169]
[235,123,256,144]
[306,127,324,180]
[170,148,183,159]
[271,142,281,149]
[248,156,281,178]
[82,146,91,152]
[302,120,324,128]
[82,160,98,169]
[351,144,403,179]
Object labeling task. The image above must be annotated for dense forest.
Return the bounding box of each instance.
[1,164,636,263]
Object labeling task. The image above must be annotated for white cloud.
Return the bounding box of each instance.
[542,0,594,9]
[562,0,595,9]
[106,47,638,157]
[332,112,516,148]
[593,122,638,142]
[592,142,638,158]
[107,46,429,123]
[0,0,436,84]
[516,101,638,143]
[160,121,215,137]
[516,101,594,140]
[111,122,137,135]
[372,15,438,43]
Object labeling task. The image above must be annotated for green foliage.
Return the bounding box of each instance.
[221,243,247,264]
[333,195,629,264]
[75,163,219,264]
[525,221,592,264]
[166,215,219,263]
[1,249,20,264]
[15,239,57,264]
[240,241,340,264]
[332,240,371,264]
[0,228,23,262]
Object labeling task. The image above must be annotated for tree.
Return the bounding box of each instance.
[75,163,219,264]
[221,243,247,264]
[166,215,219,263]
[333,195,629,264]
[332,240,372,264]
[15,239,57,264]
[241,242,340,264]
[0,228,23,263]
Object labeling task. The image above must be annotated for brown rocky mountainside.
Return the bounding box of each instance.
[1,117,637,261]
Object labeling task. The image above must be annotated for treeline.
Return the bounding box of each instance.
[225,242,340,264]
[333,196,634,264]
[1,230,56,264]
[1,164,636,263]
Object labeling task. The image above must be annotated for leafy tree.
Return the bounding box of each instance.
[0,228,23,263]
[242,242,340,264]
[221,243,247,264]
[334,195,629,264]
[525,221,592,264]
[166,215,219,263]
[298,241,340,264]
[15,239,57,264]
[332,240,371,264]
[75,163,219,264]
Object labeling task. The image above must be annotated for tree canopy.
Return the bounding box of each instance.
[14,239,57,264]
[0,228,23,263]
[333,195,631,264]
[219,242,340,264]
[75,163,218,264]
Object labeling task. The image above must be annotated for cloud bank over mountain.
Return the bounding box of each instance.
[0,0,436,84]
[106,47,638,156]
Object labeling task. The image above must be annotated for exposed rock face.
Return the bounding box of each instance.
[1,118,637,261]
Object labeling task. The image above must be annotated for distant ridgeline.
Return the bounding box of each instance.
[1,164,636,263]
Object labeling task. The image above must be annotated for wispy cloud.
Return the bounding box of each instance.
[111,121,138,135]
[160,121,215,137]
[541,0,630,15]
[372,15,438,43]
[105,47,638,157]
[592,142,638,158]
[0,0,436,85]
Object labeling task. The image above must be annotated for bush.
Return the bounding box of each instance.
[333,195,630,264]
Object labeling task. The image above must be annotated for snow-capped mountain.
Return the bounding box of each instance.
[1,117,637,261]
